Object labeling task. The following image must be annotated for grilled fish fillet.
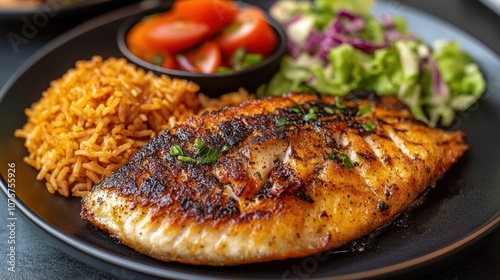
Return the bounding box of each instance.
[81,91,468,266]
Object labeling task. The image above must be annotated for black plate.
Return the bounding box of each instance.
[479,0,500,15]
[0,1,499,279]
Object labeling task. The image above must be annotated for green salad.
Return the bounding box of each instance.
[259,0,486,127]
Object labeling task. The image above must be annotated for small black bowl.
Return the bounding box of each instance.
[117,2,287,97]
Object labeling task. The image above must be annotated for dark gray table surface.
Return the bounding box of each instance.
[0,0,499,279]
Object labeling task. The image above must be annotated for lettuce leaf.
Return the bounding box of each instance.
[315,0,374,16]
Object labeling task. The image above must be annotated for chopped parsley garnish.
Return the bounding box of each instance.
[336,149,354,169]
[171,138,219,165]
[170,145,183,156]
[255,171,262,180]
[231,47,264,70]
[324,106,335,114]
[335,96,346,109]
[231,47,246,70]
[216,66,233,73]
[340,154,355,169]
[178,155,197,163]
[221,145,230,152]
[241,53,264,69]
[194,138,219,165]
[291,106,302,114]
[193,138,205,150]
[361,121,376,132]
[332,148,355,169]
[275,117,292,127]
[303,107,318,122]
[357,105,372,116]
[151,55,164,66]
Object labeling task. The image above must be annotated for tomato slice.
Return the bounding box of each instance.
[128,12,211,53]
[217,7,278,58]
[160,52,179,70]
[147,13,212,53]
[127,17,156,54]
[173,0,238,36]
[185,40,221,74]
[128,49,179,70]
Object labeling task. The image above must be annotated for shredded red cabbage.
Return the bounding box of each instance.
[385,29,417,42]
[286,9,417,62]
[379,15,394,29]
[176,54,196,72]
[335,10,366,34]
[336,9,362,21]
[344,17,365,33]
[417,49,449,100]
[318,37,341,59]
[306,30,325,55]
[284,13,302,29]
[427,57,449,100]
[284,13,307,59]
[347,38,388,52]
[287,39,302,59]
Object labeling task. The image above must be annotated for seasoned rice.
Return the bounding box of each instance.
[14,56,252,197]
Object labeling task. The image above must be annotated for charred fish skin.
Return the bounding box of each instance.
[81,92,468,266]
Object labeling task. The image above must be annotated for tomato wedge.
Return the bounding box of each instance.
[217,7,278,58]
[128,12,211,53]
[185,40,222,74]
[173,0,238,36]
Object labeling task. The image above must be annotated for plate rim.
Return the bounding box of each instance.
[2,174,499,280]
[0,0,114,18]
[479,0,500,16]
[0,1,499,279]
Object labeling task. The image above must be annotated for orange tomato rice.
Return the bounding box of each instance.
[14,56,252,197]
